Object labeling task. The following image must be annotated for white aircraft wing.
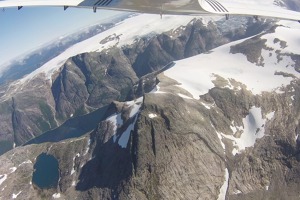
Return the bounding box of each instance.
[0,0,300,21]
[199,0,300,21]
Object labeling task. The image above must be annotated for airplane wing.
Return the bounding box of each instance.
[199,0,300,21]
[0,0,300,21]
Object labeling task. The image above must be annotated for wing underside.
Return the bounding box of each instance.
[0,0,300,21]
[199,0,300,21]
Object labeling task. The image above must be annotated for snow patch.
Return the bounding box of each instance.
[177,93,193,99]
[0,174,7,186]
[295,134,299,142]
[107,113,123,141]
[70,168,75,175]
[263,21,300,55]
[291,95,295,101]
[9,167,17,173]
[83,138,91,156]
[106,97,143,147]
[266,111,275,120]
[217,168,229,200]
[118,116,138,148]
[230,124,243,134]
[201,102,212,109]
[126,97,143,118]
[149,113,158,119]
[150,85,166,94]
[216,131,226,152]
[18,160,32,167]
[52,193,61,198]
[223,107,269,155]
[12,191,22,199]
[233,189,242,194]
[71,153,80,175]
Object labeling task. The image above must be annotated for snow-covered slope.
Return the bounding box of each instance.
[164,20,300,97]
[156,19,300,160]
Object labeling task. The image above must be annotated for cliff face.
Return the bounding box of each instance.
[0,17,300,199]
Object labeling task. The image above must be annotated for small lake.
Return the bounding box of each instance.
[32,153,59,189]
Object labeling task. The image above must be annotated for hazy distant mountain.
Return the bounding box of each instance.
[0,13,132,85]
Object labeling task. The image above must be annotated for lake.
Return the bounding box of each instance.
[32,153,59,189]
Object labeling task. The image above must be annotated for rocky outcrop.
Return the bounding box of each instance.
[52,49,139,119]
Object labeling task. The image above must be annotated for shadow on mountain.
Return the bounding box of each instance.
[25,105,109,145]
[76,131,132,191]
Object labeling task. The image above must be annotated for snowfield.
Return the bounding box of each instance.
[223,107,274,155]
[218,168,229,200]
[164,20,300,98]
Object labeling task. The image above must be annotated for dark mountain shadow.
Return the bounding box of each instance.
[25,105,109,145]
[76,128,133,191]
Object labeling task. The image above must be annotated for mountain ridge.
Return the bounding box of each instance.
[0,14,273,154]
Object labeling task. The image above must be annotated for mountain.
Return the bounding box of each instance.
[0,1,300,199]
[0,20,300,198]
[0,14,272,155]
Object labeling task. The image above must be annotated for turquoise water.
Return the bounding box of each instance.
[32,153,59,189]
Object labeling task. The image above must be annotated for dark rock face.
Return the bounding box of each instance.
[129,93,226,200]
[129,19,269,78]
[52,49,138,119]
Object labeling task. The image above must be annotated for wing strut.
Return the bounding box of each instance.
[18,6,23,10]
[64,6,69,10]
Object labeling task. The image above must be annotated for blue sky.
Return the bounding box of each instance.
[0,7,122,68]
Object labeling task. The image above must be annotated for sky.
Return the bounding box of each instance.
[0,6,122,69]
